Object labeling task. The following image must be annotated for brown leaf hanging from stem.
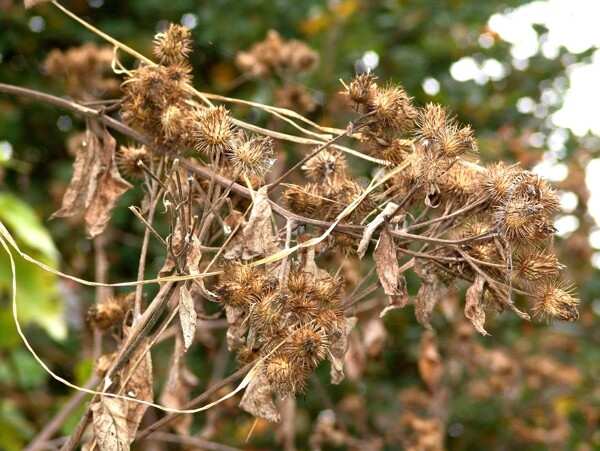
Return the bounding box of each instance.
[373,227,409,317]
[413,260,447,329]
[90,397,129,451]
[50,123,132,238]
[328,316,357,385]
[239,369,281,423]
[242,186,281,259]
[120,326,154,442]
[465,275,489,335]
[179,283,197,351]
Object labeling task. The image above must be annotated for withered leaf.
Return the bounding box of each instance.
[179,284,197,351]
[225,306,248,351]
[160,333,197,436]
[357,202,399,258]
[413,260,446,329]
[418,330,442,391]
[328,316,357,385]
[91,397,129,451]
[185,235,202,276]
[239,369,280,423]
[50,125,132,238]
[465,275,489,335]
[374,228,409,317]
[120,326,153,442]
[242,186,281,259]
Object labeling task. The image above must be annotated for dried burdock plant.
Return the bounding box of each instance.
[0,5,581,451]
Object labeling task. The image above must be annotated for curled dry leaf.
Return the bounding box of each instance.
[160,333,198,436]
[413,260,446,329]
[91,397,129,451]
[418,330,443,392]
[225,305,248,351]
[50,125,132,238]
[120,326,153,442]
[357,202,399,258]
[374,228,409,317]
[239,368,281,423]
[328,317,357,385]
[465,275,489,335]
[242,186,281,259]
[179,283,197,351]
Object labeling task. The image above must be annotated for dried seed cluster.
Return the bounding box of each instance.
[235,30,319,78]
[87,293,134,331]
[121,24,275,180]
[44,42,119,99]
[283,151,373,252]
[215,261,345,396]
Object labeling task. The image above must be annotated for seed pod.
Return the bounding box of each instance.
[532,282,579,322]
[228,132,274,179]
[287,324,329,370]
[264,352,308,396]
[302,149,347,182]
[193,106,236,160]
[344,69,378,107]
[152,23,193,65]
[514,249,563,283]
[116,145,152,180]
[367,84,417,132]
[87,294,134,331]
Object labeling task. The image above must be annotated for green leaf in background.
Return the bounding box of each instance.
[0,192,65,341]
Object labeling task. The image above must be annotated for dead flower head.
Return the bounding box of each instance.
[228,132,275,179]
[117,145,152,180]
[532,282,579,322]
[153,23,193,65]
[303,149,347,182]
[193,106,236,160]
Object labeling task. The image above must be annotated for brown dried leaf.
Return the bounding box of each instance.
[465,275,489,335]
[91,397,129,451]
[185,235,202,275]
[374,228,409,317]
[179,284,197,351]
[160,333,198,436]
[413,260,446,329]
[242,186,281,258]
[225,306,248,351]
[120,326,153,442]
[329,317,357,385]
[418,330,442,391]
[239,369,280,423]
[50,125,132,238]
[357,202,399,258]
